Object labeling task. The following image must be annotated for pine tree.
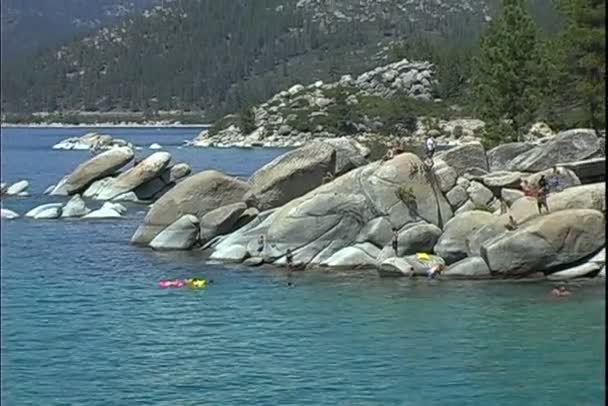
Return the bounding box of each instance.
[556,0,605,132]
[473,0,544,139]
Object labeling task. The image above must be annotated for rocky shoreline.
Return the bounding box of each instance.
[2,127,606,282]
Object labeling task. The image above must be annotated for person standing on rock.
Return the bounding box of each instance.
[392,228,399,256]
[424,134,436,167]
[285,249,294,271]
[536,175,549,214]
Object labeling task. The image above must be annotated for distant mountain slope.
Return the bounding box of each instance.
[1,0,159,60]
[1,0,557,121]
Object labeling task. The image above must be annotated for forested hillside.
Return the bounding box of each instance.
[2,0,561,122]
[0,0,159,60]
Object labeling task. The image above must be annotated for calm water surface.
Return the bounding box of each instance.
[1,128,605,405]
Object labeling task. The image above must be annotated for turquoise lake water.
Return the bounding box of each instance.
[1,128,605,405]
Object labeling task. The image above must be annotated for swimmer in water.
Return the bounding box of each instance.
[427,264,445,280]
[551,285,571,297]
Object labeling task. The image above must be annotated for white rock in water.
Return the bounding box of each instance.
[61,194,91,218]
[1,208,19,219]
[26,203,63,218]
[43,185,56,195]
[82,202,127,219]
[5,180,29,195]
[149,143,163,150]
[17,192,30,197]
[547,262,601,280]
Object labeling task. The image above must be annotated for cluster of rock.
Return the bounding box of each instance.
[49,147,191,204]
[1,180,30,197]
[135,128,607,282]
[189,58,437,149]
[52,132,133,151]
[131,137,372,250]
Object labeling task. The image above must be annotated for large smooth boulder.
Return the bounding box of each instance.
[434,210,494,264]
[5,180,29,196]
[82,202,126,219]
[211,153,453,266]
[481,209,605,276]
[443,257,491,279]
[51,147,134,195]
[487,142,533,171]
[321,137,370,175]
[200,203,248,243]
[481,171,522,189]
[131,170,250,245]
[61,194,91,218]
[1,208,19,219]
[170,163,192,182]
[467,181,494,206]
[25,203,63,218]
[209,245,249,263]
[507,129,600,172]
[95,152,171,200]
[149,215,200,251]
[436,142,488,176]
[83,178,115,198]
[432,159,458,192]
[446,185,468,209]
[379,257,414,277]
[465,216,510,257]
[244,142,337,211]
[546,183,605,212]
[395,222,443,256]
[321,243,380,269]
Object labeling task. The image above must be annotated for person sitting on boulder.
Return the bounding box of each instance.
[383,145,396,161]
[424,135,436,168]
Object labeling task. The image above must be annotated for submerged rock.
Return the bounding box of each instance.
[52,132,132,151]
[1,208,19,219]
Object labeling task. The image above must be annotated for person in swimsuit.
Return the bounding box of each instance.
[427,264,445,280]
[536,176,549,214]
[551,286,571,297]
